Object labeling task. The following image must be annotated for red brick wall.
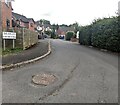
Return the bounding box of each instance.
[20,21,29,28]
[1,1,12,29]
[28,20,35,31]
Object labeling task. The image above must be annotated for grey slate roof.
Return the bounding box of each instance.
[12,12,29,23]
[59,26,75,32]
[28,18,35,23]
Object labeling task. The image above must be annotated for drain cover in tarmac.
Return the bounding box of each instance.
[32,73,56,86]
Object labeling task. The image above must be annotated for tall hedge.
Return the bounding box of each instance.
[79,17,120,52]
[79,25,92,45]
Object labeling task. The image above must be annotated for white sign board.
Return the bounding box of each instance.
[3,32,16,39]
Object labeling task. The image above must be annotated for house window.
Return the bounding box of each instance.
[30,23,33,27]
[6,19,10,27]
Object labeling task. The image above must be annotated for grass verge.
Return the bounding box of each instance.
[2,48,23,56]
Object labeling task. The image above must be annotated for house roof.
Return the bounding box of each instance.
[28,18,35,23]
[12,12,29,23]
[59,26,75,32]
[35,21,52,29]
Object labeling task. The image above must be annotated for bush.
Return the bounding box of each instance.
[79,17,119,52]
[44,30,52,36]
[66,31,75,41]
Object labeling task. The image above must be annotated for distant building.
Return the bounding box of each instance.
[28,18,35,31]
[57,26,75,37]
[1,0,13,30]
[12,12,29,28]
[35,20,52,34]
[12,12,35,31]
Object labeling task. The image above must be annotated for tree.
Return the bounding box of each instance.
[52,24,59,30]
[39,19,50,25]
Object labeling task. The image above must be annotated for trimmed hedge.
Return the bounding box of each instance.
[66,31,75,41]
[79,17,120,52]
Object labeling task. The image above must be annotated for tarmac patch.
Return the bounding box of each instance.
[32,73,57,86]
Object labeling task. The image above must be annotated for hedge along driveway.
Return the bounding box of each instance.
[79,17,120,52]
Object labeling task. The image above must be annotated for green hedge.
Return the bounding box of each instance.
[66,31,75,41]
[79,17,120,52]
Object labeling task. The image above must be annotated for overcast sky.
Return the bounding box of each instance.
[12,0,119,26]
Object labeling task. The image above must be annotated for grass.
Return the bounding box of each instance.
[2,48,23,56]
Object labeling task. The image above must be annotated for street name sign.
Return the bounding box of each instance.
[3,32,16,39]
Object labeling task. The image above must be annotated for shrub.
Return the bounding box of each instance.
[66,31,75,41]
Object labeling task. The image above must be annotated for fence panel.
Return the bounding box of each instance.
[2,28,38,50]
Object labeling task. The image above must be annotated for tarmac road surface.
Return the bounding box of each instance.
[2,39,118,103]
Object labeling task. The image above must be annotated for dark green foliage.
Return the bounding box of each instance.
[79,25,92,45]
[66,31,75,41]
[44,30,52,36]
[51,29,56,39]
[40,19,50,25]
[79,17,119,52]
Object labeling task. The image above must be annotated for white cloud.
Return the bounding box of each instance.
[12,0,119,25]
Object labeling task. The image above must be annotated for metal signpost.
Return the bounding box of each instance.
[2,32,16,50]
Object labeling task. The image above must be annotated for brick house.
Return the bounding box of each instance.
[57,26,75,37]
[1,0,13,30]
[28,18,35,31]
[12,12,29,28]
[12,12,35,31]
[0,1,2,29]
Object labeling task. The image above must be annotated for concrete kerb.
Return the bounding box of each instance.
[0,40,51,70]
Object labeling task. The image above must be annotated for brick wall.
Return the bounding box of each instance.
[20,21,29,28]
[28,20,35,31]
[1,0,12,30]
[0,1,2,49]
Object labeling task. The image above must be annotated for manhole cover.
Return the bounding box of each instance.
[32,73,56,86]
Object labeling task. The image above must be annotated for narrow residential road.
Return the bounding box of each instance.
[2,39,118,103]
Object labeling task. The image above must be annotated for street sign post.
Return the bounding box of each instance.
[2,32,16,50]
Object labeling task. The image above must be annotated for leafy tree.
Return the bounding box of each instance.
[39,19,50,25]
[52,24,59,30]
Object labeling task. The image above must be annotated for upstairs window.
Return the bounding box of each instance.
[6,19,10,27]
[30,23,33,27]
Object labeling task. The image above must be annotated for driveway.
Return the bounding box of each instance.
[2,39,118,103]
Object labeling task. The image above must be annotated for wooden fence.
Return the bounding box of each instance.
[2,28,38,50]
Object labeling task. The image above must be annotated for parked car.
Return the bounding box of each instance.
[59,35,64,39]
